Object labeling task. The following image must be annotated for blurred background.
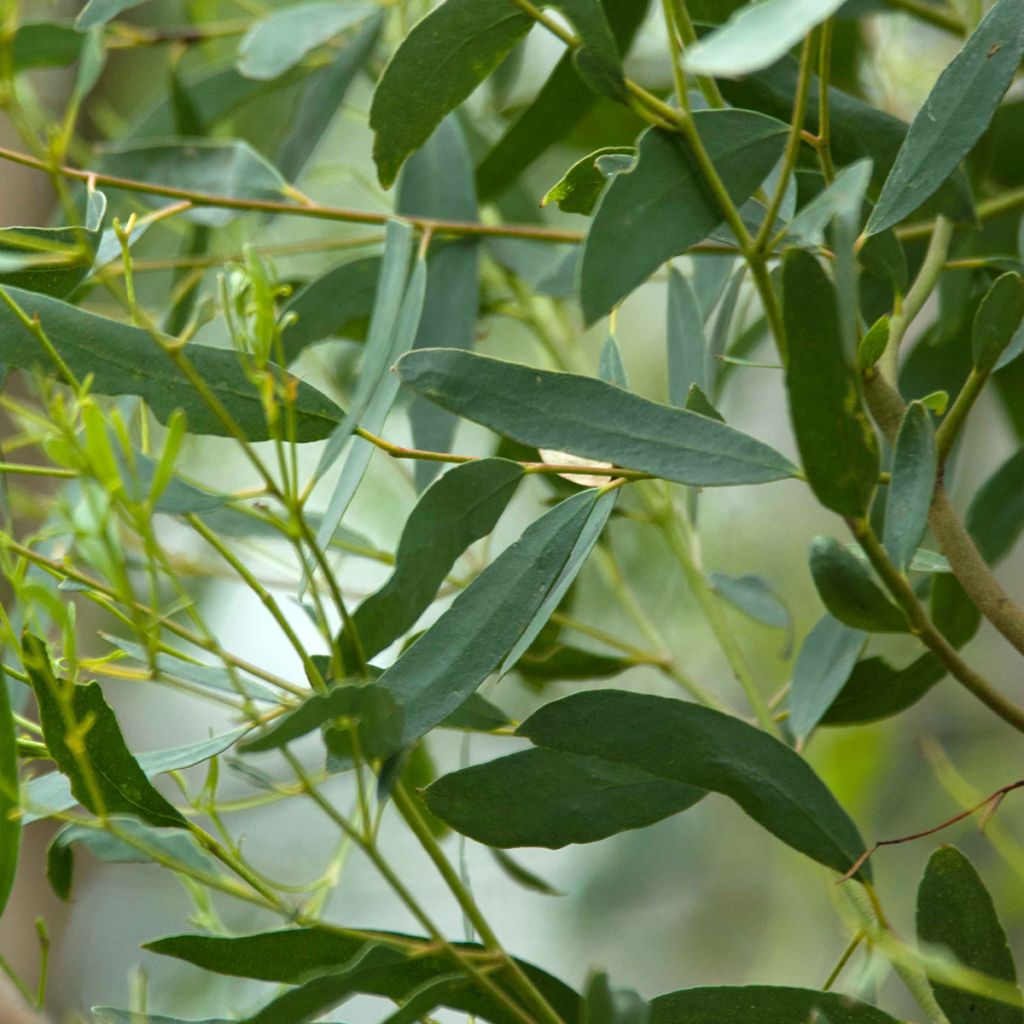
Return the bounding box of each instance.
[3,3,1023,1022]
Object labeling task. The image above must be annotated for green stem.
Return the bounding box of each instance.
[816,20,836,183]
[666,0,725,109]
[934,367,986,463]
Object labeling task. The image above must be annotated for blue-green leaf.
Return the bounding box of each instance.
[884,402,936,571]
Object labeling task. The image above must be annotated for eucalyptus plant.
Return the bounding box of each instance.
[2,0,1024,1021]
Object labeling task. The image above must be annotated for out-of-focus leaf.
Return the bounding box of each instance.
[520,690,870,876]
[789,614,865,739]
[0,286,344,441]
[709,572,791,631]
[339,459,523,666]
[966,449,1024,564]
[580,112,788,323]
[425,747,705,848]
[23,634,186,829]
[884,402,936,571]
[867,0,1024,235]
[809,537,908,633]
[515,645,632,684]
[0,669,19,918]
[973,272,1024,373]
[12,22,84,70]
[783,249,879,516]
[236,2,376,80]
[489,848,563,896]
[667,268,708,403]
[75,0,146,29]
[917,846,1024,1024]
[397,349,797,486]
[650,987,900,1023]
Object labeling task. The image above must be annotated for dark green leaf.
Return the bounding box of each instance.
[809,536,908,633]
[966,448,1024,564]
[581,112,788,322]
[515,645,632,684]
[685,384,724,421]
[783,249,880,516]
[397,115,480,487]
[489,848,563,896]
[339,459,523,665]
[0,286,344,441]
[440,693,511,732]
[685,0,848,77]
[378,489,602,743]
[145,928,581,1024]
[973,272,1024,373]
[650,986,900,1024]
[520,690,870,876]
[0,670,19,918]
[12,22,84,71]
[425,746,705,848]
[857,316,890,371]
[23,634,187,829]
[99,139,288,226]
[542,147,636,216]
[789,614,865,739]
[93,1014,232,1024]
[884,402,936,571]
[917,846,1024,1024]
[866,0,1024,235]
[821,653,944,726]
[397,348,797,486]
[370,0,533,188]
[236,2,376,80]
[47,817,219,901]
[668,268,709,403]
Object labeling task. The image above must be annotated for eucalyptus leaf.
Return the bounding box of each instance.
[667,268,709,403]
[0,670,19,918]
[884,402,936,571]
[708,572,791,631]
[397,349,797,486]
[542,147,636,216]
[809,536,908,633]
[12,22,84,70]
[966,448,1024,564]
[520,690,871,877]
[75,0,147,29]
[650,986,899,1024]
[973,272,1024,374]
[789,614,866,739]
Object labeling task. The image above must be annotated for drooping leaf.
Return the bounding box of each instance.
[580,112,788,322]
[0,669,19,919]
[783,249,879,517]
[339,459,523,666]
[145,928,581,1024]
[236,2,376,80]
[22,726,247,825]
[520,690,871,877]
[425,747,705,848]
[809,537,908,633]
[667,268,709,404]
[397,349,797,486]
[973,272,1024,374]
[884,402,936,571]
[515,644,632,685]
[397,115,480,488]
[649,986,900,1024]
[0,286,344,441]
[542,147,636,216]
[866,0,1024,236]
[23,634,187,829]
[47,817,219,901]
[0,188,106,298]
[489,848,563,896]
[280,255,382,363]
[369,0,533,188]
[684,0,848,77]
[917,846,1024,1024]
[378,489,602,743]
[966,448,1024,564]
[99,139,288,226]
[789,614,866,739]
[275,16,383,183]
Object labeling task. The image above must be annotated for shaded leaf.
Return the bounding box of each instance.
[489,848,563,896]
[783,249,879,517]
[515,645,632,684]
[0,286,344,441]
[425,746,705,849]
[650,986,899,1024]
[584,973,649,1024]
[973,272,1024,374]
[867,0,1024,235]
[789,614,865,739]
[966,448,1024,564]
[23,634,186,829]
[786,159,873,248]
[520,690,870,876]
[809,537,908,633]
[542,147,636,216]
[884,402,936,571]
[917,846,1024,1024]
[12,22,84,71]
[0,669,19,918]
[397,348,797,486]
[581,112,788,322]
[709,572,791,631]
[821,653,945,726]
[75,0,146,29]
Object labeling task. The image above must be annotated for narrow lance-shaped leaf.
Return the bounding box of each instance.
[786,160,873,248]
[397,115,480,489]
[23,634,187,829]
[884,402,936,572]
[581,111,788,323]
[667,268,708,403]
[425,747,705,849]
[519,690,871,877]
[0,286,344,441]
[783,249,880,516]
[973,272,1024,374]
[378,489,602,743]
[866,0,1024,236]
[966,448,1024,564]
[0,667,20,919]
[339,459,524,666]
[684,0,848,77]
[809,537,908,633]
[650,986,900,1024]
[398,348,797,486]
[236,2,376,80]
[917,846,1024,1024]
